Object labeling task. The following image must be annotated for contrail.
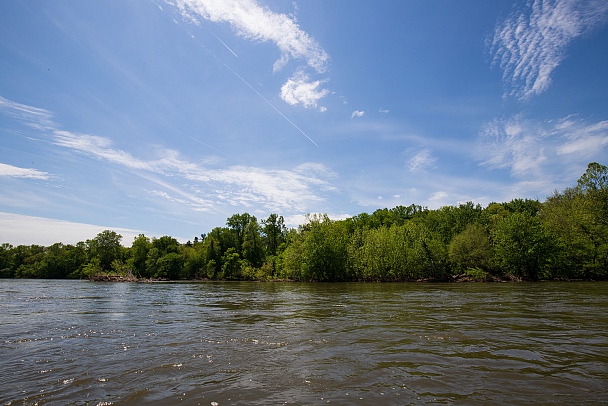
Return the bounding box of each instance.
[167,8,318,148]
[208,29,239,58]
[222,63,319,147]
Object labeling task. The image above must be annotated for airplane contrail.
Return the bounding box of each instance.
[208,29,239,58]
[222,63,319,147]
[167,9,319,148]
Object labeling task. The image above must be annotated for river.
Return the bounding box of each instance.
[1,280,607,405]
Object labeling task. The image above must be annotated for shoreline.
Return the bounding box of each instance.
[85,274,596,283]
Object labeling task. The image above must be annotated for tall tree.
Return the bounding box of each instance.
[129,234,151,277]
[262,213,286,256]
[86,230,123,271]
[227,213,255,253]
[243,218,264,267]
[541,163,608,278]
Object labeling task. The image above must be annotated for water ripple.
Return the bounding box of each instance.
[1,280,607,405]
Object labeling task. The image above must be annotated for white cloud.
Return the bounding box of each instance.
[406,148,437,173]
[52,130,336,213]
[0,95,338,216]
[557,119,608,155]
[0,212,144,246]
[477,114,608,184]
[53,131,154,171]
[379,108,390,114]
[477,116,547,178]
[294,162,337,178]
[351,110,365,118]
[280,69,329,109]
[0,163,51,180]
[429,191,448,202]
[490,0,608,99]
[0,95,57,131]
[172,0,329,73]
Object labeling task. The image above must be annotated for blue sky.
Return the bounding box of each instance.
[1,0,607,246]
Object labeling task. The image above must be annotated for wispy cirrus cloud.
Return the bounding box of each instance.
[489,0,608,99]
[477,115,548,178]
[169,0,331,108]
[52,130,336,213]
[0,95,57,131]
[1,95,338,215]
[477,114,608,185]
[0,163,51,180]
[405,148,437,173]
[171,0,328,73]
[280,69,329,110]
[53,131,154,171]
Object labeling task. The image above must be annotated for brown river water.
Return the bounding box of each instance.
[1,280,607,405]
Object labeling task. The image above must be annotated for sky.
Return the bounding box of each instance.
[1,0,608,246]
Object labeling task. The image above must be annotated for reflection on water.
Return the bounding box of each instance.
[1,280,607,405]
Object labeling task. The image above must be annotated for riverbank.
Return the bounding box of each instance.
[86,272,593,283]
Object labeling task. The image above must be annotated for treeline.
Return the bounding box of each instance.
[1,163,607,281]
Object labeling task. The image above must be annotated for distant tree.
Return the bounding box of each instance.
[262,213,286,256]
[502,198,542,216]
[151,235,179,255]
[422,202,483,245]
[493,212,557,280]
[301,215,349,281]
[542,163,608,278]
[0,243,14,278]
[86,230,123,271]
[221,247,241,279]
[156,252,184,279]
[243,218,264,267]
[128,234,151,278]
[279,229,305,280]
[577,162,608,192]
[145,247,161,278]
[13,245,45,278]
[227,213,255,253]
[449,223,492,272]
[180,244,205,279]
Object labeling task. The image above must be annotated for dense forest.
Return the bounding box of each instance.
[1,163,607,282]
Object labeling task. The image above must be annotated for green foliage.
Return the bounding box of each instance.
[156,252,184,279]
[449,223,492,272]
[577,162,608,192]
[463,268,492,281]
[243,219,264,267]
[0,243,14,278]
[349,225,409,281]
[221,247,242,280]
[262,213,286,256]
[81,257,102,279]
[492,212,558,280]
[279,229,305,280]
[3,163,606,281]
[300,214,349,281]
[180,244,206,279]
[540,163,608,278]
[129,234,151,277]
[86,230,123,271]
